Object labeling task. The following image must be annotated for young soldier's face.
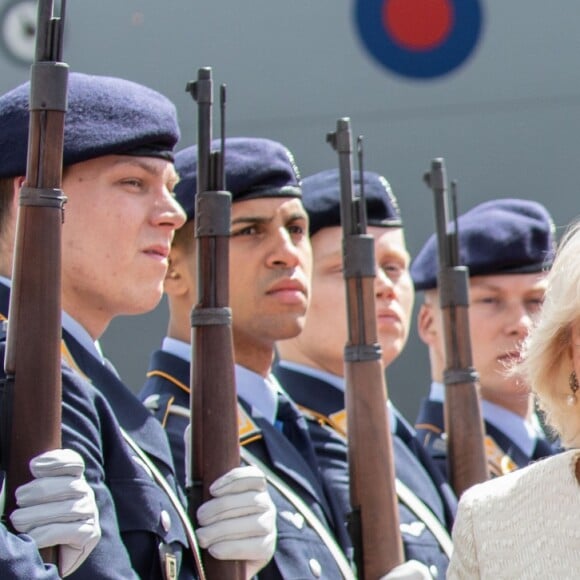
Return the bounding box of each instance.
[422,272,547,407]
[284,225,414,376]
[468,273,547,404]
[60,155,185,338]
[228,196,311,363]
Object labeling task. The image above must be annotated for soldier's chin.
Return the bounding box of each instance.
[378,329,406,353]
[275,316,308,341]
[120,289,163,317]
[380,343,405,369]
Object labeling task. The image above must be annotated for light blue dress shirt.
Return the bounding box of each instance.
[429,381,538,457]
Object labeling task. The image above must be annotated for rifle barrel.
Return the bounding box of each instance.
[3,0,68,565]
[187,67,244,579]
[328,117,404,577]
[424,157,489,495]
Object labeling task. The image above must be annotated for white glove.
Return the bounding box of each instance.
[196,465,277,579]
[10,449,101,577]
[380,560,433,580]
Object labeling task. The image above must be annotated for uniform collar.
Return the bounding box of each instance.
[161,336,191,363]
[277,359,398,433]
[1,275,105,365]
[277,360,345,391]
[429,381,537,456]
[61,311,105,365]
[235,365,279,426]
[159,338,280,426]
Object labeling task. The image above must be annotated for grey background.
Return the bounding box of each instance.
[1,0,578,421]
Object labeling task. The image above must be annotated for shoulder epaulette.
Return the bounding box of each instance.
[236,404,262,445]
[158,400,262,446]
[415,422,443,436]
[146,370,189,395]
[298,405,348,437]
[143,393,176,428]
[485,435,518,476]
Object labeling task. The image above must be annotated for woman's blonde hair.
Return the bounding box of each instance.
[517,220,580,447]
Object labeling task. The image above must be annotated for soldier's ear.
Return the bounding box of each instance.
[163,252,187,296]
[12,176,25,208]
[417,302,438,346]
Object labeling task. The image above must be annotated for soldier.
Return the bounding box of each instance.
[412,198,560,477]
[140,137,360,579]
[275,169,456,579]
[0,73,275,579]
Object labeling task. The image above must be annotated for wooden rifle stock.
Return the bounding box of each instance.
[327,118,404,578]
[2,0,68,565]
[423,158,489,496]
[186,67,244,580]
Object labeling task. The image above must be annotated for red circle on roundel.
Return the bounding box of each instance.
[383,0,454,52]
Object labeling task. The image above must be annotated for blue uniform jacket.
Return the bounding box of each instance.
[0,524,61,579]
[274,365,457,579]
[139,349,352,580]
[60,331,197,579]
[415,398,559,478]
[0,283,198,579]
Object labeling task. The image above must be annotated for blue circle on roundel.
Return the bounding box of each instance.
[354,0,484,79]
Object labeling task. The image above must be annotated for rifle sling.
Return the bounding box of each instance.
[119,428,206,580]
[165,403,354,578]
[239,446,356,580]
[167,400,453,567]
[300,406,454,560]
[394,479,453,559]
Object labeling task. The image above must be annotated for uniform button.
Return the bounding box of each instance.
[308,558,322,577]
[160,510,171,532]
[430,564,439,578]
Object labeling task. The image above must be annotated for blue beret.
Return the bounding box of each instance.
[301,169,402,237]
[411,198,556,291]
[174,137,301,221]
[0,72,180,178]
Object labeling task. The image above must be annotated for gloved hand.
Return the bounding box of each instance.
[10,449,101,577]
[380,560,433,580]
[196,465,277,579]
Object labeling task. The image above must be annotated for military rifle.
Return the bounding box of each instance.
[327,118,404,578]
[423,158,489,496]
[186,67,244,579]
[2,0,68,565]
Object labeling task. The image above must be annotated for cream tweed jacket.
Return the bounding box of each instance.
[448,449,580,579]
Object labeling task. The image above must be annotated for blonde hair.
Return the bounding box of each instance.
[517,220,580,447]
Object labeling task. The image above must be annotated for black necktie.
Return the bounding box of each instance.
[275,391,321,475]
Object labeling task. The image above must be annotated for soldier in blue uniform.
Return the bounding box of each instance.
[275,169,457,580]
[411,198,560,477]
[0,74,276,579]
[140,137,357,579]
